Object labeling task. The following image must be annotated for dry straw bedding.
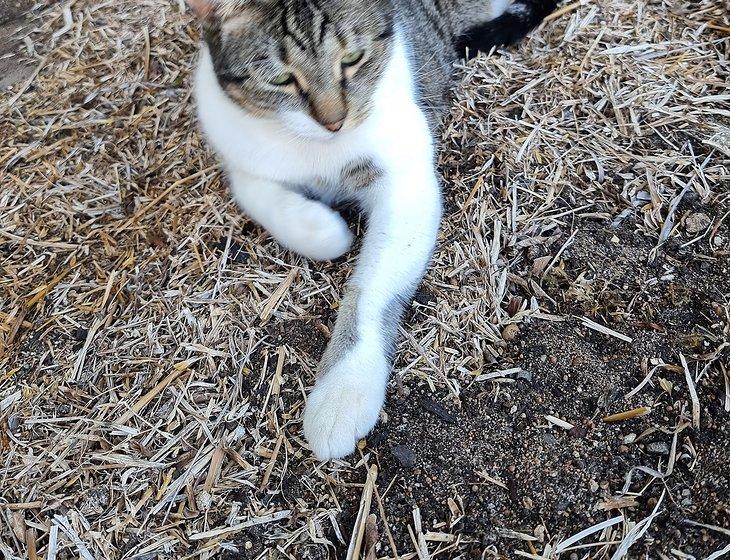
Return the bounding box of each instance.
[0,0,728,559]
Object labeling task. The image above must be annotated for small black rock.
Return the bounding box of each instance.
[392,445,417,468]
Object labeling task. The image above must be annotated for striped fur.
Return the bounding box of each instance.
[189,0,557,128]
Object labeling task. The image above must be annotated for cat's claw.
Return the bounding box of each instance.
[303,373,384,460]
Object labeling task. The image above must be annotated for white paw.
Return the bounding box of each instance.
[278,200,353,261]
[303,373,385,460]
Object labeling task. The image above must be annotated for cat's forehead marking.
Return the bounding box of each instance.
[279,0,338,52]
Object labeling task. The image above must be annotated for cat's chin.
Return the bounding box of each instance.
[278,111,342,141]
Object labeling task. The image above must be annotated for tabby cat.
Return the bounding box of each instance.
[187,0,556,459]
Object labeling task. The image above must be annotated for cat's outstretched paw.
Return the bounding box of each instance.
[303,372,385,460]
[278,199,353,261]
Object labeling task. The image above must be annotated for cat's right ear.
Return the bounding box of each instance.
[187,0,218,22]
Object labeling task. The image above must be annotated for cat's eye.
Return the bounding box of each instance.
[270,72,295,86]
[341,50,365,67]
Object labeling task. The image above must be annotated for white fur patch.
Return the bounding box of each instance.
[490,0,513,18]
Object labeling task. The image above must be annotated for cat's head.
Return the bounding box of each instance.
[189,0,394,139]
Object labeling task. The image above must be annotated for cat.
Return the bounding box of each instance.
[187,0,556,459]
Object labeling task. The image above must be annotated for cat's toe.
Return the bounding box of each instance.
[303,376,383,460]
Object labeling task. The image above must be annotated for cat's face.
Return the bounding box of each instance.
[190,0,394,139]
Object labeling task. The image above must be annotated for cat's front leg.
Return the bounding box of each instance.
[227,169,353,261]
[303,160,442,460]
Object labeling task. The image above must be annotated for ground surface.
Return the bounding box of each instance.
[1,1,728,559]
[0,0,35,89]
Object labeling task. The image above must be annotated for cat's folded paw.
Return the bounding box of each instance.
[303,373,384,460]
[279,199,353,261]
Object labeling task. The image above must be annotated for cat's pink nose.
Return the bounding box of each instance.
[324,119,344,132]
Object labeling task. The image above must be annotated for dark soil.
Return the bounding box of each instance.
[330,202,730,557]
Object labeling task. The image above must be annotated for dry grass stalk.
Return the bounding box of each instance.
[346,464,378,560]
[609,490,665,559]
[580,317,633,343]
[554,516,622,554]
[188,509,292,541]
[679,353,701,429]
[602,407,652,423]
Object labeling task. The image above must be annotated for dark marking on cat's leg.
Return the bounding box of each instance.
[340,158,383,191]
[318,287,361,376]
[380,292,411,360]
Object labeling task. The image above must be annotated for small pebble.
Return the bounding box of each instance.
[8,415,20,433]
[392,445,416,468]
[684,212,711,235]
[623,433,637,444]
[196,490,212,510]
[647,442,670,455]
[502,324,520,341]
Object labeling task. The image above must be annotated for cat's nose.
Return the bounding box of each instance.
[309,94,347,133]
[324,119,344,132]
